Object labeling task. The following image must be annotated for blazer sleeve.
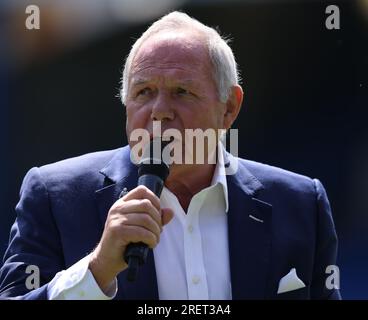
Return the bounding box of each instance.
[0,167,65,299]
[310,179,341,300]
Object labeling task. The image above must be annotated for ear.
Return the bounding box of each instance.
[223,85,244,130]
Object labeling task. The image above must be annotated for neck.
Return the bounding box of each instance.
[165,163,215,213]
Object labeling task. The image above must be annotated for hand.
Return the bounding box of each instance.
[89,185,174,292]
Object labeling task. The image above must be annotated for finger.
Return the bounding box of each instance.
[121,213,161,241]
[121,185,160,211]
[115,199,162,231]
[121,224,159,249]
[161,208,174,226]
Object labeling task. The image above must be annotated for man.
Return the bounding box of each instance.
[0,11,340,299]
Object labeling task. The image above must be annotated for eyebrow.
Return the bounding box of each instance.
[176,80,197,87]
[131,78,199,88]
[131,78,149,87]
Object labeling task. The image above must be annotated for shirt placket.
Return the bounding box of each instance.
[183,191,209,300]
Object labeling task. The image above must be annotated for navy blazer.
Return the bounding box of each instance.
[0,146,341,299]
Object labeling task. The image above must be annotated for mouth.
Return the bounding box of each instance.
[149,132,183,143]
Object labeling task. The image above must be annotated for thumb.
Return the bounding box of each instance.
[161,208,174,226]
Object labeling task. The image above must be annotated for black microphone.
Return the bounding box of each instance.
[123,140,170,282]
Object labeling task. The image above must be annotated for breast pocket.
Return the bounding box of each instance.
[275,287,309,300]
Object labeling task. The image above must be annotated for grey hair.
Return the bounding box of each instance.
[120,11,241,104]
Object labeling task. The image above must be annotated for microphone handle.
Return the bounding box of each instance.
[137,174,165,197]
[123,174,164,282]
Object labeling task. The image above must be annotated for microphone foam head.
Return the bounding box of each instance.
[138,139,170,180]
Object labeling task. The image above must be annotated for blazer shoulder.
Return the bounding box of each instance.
[34,148,123,190]
[238,158,317,194]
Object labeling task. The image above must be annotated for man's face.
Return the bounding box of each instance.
[125,31,227,156]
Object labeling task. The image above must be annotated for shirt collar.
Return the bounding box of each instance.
[210,143,229,213]
[162,143,229,213]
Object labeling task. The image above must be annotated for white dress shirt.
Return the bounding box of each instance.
[48,145,231,300]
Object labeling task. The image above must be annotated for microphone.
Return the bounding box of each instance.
[123,139,170,282]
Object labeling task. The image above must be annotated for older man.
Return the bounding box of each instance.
[0,12,340,300]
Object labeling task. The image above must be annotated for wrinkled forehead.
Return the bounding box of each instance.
[131,32,212,76]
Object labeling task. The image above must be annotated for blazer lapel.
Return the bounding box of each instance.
[94,146,159,300]
[225,152,273,299]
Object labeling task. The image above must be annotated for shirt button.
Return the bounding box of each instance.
[79,291,85,297]
[192,276,200,284]
[187,225,194,233]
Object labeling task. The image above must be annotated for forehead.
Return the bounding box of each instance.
[130,32,213,83]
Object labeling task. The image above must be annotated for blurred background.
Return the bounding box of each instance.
[0,0,367,298]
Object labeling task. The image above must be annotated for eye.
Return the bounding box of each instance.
[136,87,152,97]
[176,87,190,95]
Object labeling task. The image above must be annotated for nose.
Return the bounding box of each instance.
[151,93,175,122]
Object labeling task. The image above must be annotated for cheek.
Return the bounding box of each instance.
[125,105,152,134]
[187,102,224,128]
[126,104,150,124]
